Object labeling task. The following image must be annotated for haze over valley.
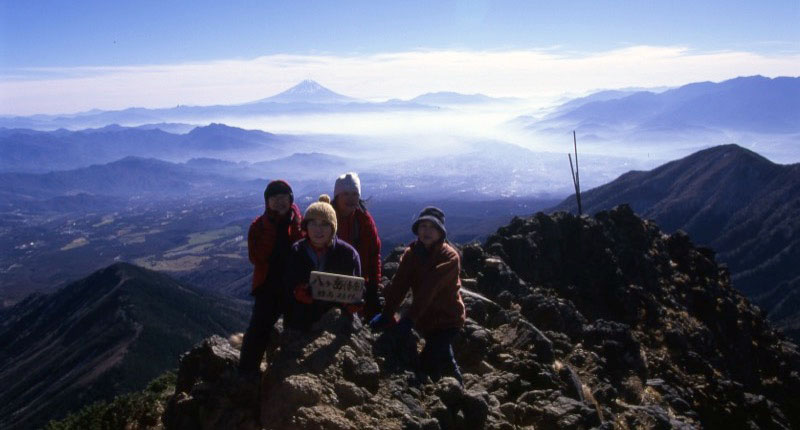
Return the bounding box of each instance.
[2,76,799,305]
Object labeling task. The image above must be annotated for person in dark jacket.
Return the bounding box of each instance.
[239,180,303,376]
[370,206,466,384]
[332,172,383,320]
[285,194,362,331]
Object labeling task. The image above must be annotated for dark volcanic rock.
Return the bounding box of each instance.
[163,336,260,430]
[163,207,800,430]
[483,205,800,429]
[551,144,800,344]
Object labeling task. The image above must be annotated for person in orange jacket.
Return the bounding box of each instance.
[239,180,303,376]
[332,172,383,320]
[370,206,465,385]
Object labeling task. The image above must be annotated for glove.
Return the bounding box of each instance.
[363,283,383,319]
[294,284,313,304]
[345,302,364,315]
[395,316,413,335]
[369,313,397,331]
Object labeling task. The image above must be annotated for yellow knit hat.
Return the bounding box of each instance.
[302,194,337,235]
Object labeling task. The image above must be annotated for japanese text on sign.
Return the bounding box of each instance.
[309,271,365,304]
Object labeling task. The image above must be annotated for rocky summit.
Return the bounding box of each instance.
[162,205,800,430]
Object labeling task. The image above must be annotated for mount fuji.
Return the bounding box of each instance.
[250,79,359,104]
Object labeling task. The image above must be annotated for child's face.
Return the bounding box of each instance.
[335,191,360,215]
[307,218,334,247]
[417,220,442,248]
[268,194,291,215]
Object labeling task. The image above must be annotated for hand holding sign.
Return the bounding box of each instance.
[294,283,313,304]
[309,271,365,304]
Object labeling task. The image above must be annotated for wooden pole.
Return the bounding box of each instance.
[569,131,583,215]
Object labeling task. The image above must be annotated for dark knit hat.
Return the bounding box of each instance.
[264,180,293,204]
[412,206,446,238]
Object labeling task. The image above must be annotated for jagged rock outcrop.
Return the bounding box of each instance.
[551,144,800,343]
[475,205,800,429]
[163,335,261,429]
[163,206,800,430]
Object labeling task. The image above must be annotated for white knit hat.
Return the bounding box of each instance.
[334,172,361,198]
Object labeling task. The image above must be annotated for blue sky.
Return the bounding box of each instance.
[3,0,798,67]
[1,0,798,114]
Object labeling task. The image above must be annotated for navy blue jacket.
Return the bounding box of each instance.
[284,237,361,330]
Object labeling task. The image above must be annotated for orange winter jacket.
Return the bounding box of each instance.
[247,204,303,294]
[383,240,466,334]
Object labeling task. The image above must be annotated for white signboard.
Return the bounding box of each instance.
[309,271,365,304]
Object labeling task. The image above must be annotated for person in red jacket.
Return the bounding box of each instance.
[370,206,466,385]
[332,172,382,320]
[239,180,303,376]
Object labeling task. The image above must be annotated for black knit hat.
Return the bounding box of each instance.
[412,206,446,238]
[264,180,293,204]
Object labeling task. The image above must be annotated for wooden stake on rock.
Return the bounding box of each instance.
[568,130,583,215]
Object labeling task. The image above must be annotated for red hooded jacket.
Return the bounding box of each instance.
[336,208,382,285]
[247,203,303,294]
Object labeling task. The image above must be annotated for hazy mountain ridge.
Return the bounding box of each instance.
[1,156,250,199]
[183,123,283,150]
[251,152,350,180]
[552,144,800,340]
[0,81,439,130]
[517,75,800,164]
[0,80,537,132]
[545,85,676,116]
[408,91,520,105]
[1,134,597,205]
[0,262,249,430]
[0,123,290,173]
[542,76,800,133]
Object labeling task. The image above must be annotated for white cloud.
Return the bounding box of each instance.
[1,46,798,115]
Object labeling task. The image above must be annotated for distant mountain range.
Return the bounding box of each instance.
[0,80,461,130]
[552,144,800,341]
[0,263,249,430]
[0,156,259,201]
[537,75,800,134]
[251,152,349,180]
[0,80,529,131]
[0,123,291,173]
[517,76,800,162]
[408,91,520,105]
[552,88,656,112]
[1,124,610,204]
